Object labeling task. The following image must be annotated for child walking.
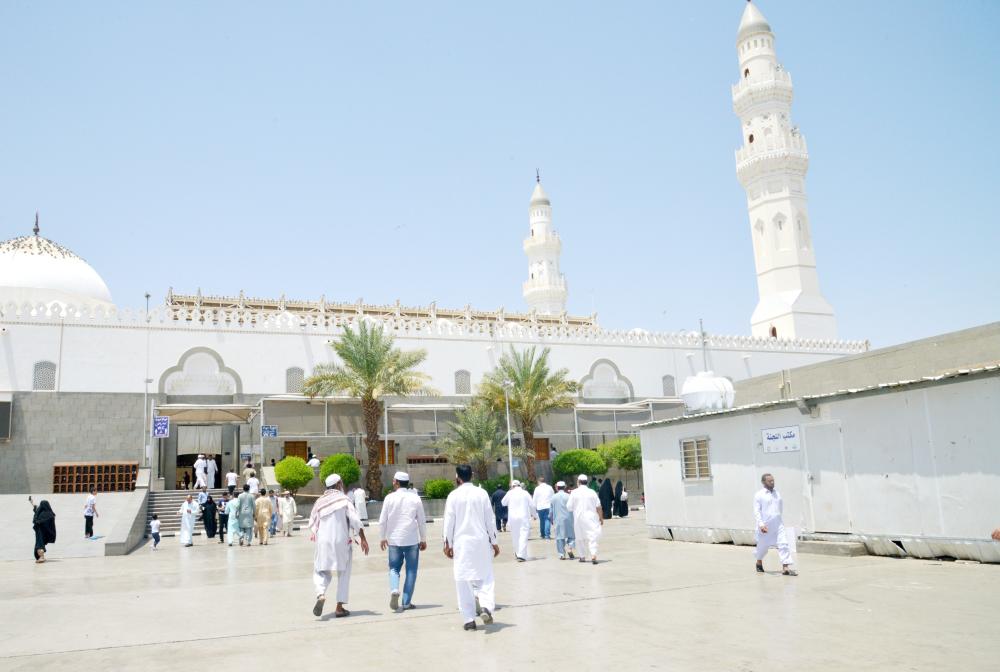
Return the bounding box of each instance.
[150,514,161,550]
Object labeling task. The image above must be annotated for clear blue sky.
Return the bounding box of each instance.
[1,1,997,347]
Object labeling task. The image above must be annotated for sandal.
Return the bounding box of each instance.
[782,568,798,576]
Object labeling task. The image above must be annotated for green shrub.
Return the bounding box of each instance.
[475,474,537,494]
[552,449,607,481]
[382,485,394,498]
[320,454,361,487]
[423,478,456,499]
[274,456,314,492]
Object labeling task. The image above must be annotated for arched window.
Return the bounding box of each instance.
[33,361,56,391]
[744,68,749,78]
[748,134,754,144]
[286,367,304,394]
[454,370,471,395]
[662,374,676,397]
[770,326,778,339]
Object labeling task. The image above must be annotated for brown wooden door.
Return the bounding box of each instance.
[284,441,308,461]
[533,438,550,461]
[378,441,396,465]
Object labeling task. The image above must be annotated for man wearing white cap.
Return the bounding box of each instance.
[193,454,207,489]
[532,476,555,540]
[443,464,500,631]
[567,474,603,564]
[309,473,369,618]
[550,481,575,560]
[379,471,427,611]
[501,480,536,561]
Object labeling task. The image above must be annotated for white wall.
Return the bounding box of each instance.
[640,374,1000,541]
[0,309,865,396]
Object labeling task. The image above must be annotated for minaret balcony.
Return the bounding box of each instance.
[523,234,562,254]
[732,71,793,114]
[523,276,567,294]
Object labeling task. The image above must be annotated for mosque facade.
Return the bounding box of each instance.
[0,2,865,494]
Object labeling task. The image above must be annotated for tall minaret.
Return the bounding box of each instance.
[733,1,837,340]
[522,174,567,315]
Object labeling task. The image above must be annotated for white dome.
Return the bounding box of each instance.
[0,231,114,310]
[530,181,550,206]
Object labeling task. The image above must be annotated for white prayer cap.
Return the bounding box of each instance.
[555,481,566,488]
[511,480,521,487]
[394,471,410,481]
[325,474,342,488]
[578,474,589,483]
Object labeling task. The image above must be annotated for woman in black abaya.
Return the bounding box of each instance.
[32,499,57,563]
[203,496,218,539]
[598,478,614,519]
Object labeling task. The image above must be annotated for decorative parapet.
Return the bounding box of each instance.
[0,300,870,355]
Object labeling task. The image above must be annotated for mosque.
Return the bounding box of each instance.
[0,2,868,494]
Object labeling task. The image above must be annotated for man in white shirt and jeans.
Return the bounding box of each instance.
[83,487,98,538]
[532,476,555,540]
[379,471,427,611]
[225,468,239,495]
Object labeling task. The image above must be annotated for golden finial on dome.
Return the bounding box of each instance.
[33,211,40,236]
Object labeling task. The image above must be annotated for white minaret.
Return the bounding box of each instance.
[734,1,837,341]
[522,174,567,315]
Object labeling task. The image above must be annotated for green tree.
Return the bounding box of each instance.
[610,436,643,491]
[304,321,434,496]
[437,400,528,481]
[551,449,607,482]
[319,454,362,487]
[479,346,578,480]
[273,456,314,492]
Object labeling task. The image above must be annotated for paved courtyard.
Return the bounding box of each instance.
[1,511,997,671]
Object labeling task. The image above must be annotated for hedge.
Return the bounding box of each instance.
[423,478,456,499]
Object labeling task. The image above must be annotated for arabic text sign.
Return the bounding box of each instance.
[152,416,170,439]
[762,425,800,453]
[261,424,278,438]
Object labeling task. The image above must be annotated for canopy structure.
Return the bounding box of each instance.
[153,404,258,424]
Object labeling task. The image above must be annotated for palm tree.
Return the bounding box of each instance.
[303,321,433,496]
[479,346,578,479]
[438,400,528,481]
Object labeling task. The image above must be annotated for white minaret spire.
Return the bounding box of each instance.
[522,172,567,315]
[734,1,837,341]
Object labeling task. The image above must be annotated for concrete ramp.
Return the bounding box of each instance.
[0,493,138,562]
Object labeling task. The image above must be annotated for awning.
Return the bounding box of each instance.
[153,404,258,423]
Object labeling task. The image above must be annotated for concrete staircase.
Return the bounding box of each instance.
[145,490,307,538]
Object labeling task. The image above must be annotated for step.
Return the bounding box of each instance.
[797,540,868,557]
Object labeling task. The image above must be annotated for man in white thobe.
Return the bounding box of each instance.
[754,473,797,576]
[501,480,536,561]
[279,491,298,536]
[205,454,218,489]
[193,454,207,489]
[310,474,369,618]
[352,486,369,521]
[532,477,555,540]
[567,474,603,564]
[444,464,500,631]
[177,494,199,547]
